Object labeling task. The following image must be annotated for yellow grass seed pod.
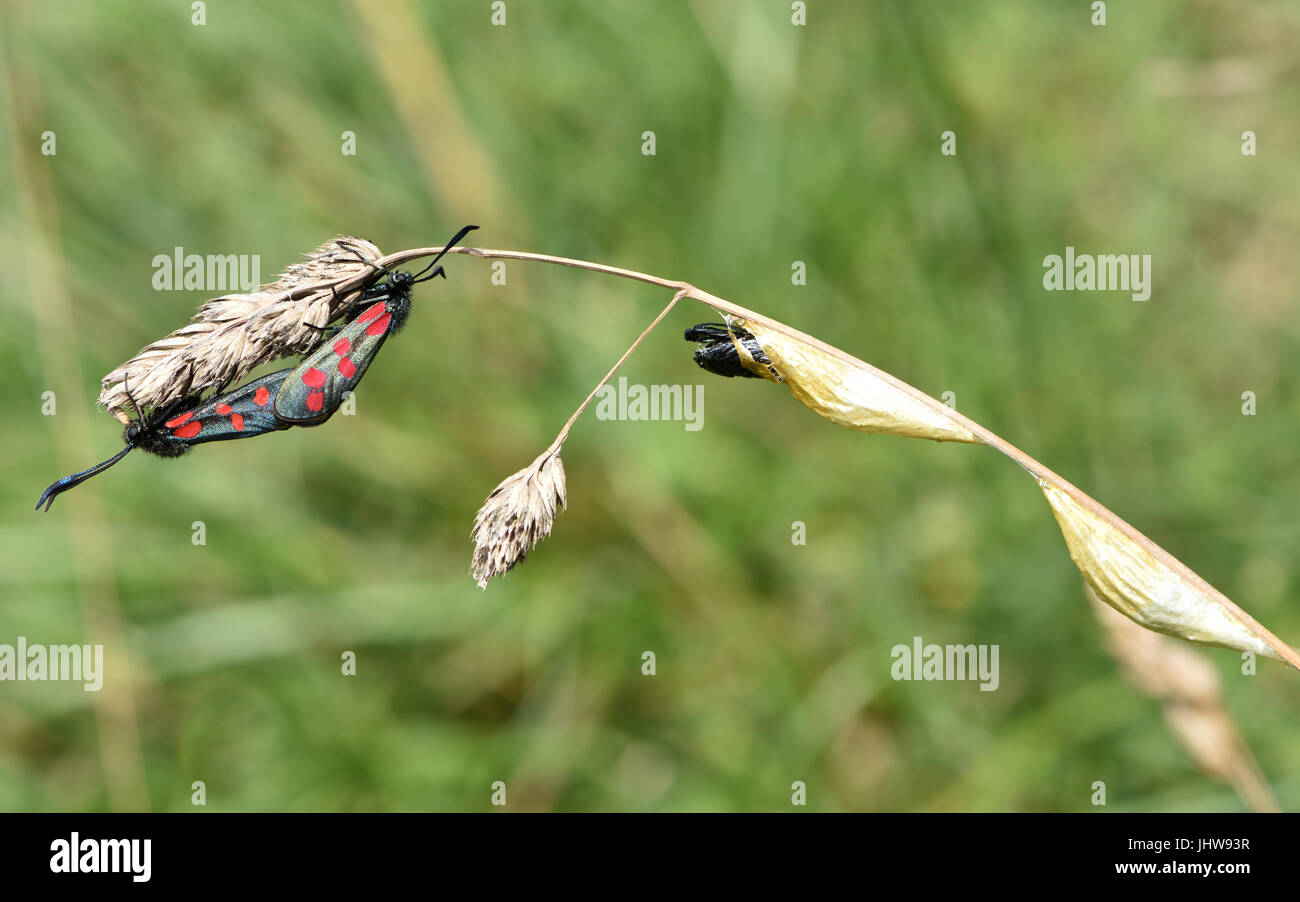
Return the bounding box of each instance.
[1040,479,1283,661]
[729,318,978,444]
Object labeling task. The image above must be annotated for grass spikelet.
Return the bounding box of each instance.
[98,236,382,423]
[470,448,567,589]
[268,236,383,291]
[469,290,686,588]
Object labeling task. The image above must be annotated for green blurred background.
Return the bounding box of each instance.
[2,0,1299,812]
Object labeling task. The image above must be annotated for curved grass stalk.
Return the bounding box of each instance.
[382,243,1300,671]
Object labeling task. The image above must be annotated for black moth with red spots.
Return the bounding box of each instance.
[35,225,478,512]
[271,275,415,426]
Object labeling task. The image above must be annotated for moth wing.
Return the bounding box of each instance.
[273,300,392,425]
[163,370,294,445]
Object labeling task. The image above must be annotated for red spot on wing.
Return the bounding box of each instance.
[215,403,233,415]
[173,421,202,439]
[166,412,194,428]
[357,302,387,324]
[333,337,352,356]
[365,313,392,336]
[338,357,357,380]
[302,367,327,388]
[254,386,270,406]
[307,391,324,413]
[230,412,244,431]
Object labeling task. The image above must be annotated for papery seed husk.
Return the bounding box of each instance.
[1041,479,1281,660]
[730,318,978,443]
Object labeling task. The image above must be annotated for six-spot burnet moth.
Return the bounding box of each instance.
[35,225,479,512]
[272,224,477,424]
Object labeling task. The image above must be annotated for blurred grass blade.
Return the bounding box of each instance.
[1089,587,1280,812]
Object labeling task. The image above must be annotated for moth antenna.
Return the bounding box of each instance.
[408,224,478,282]
[35,444,136,513]
[410,264,445,286]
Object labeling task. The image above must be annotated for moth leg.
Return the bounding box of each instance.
[123,374,149,422]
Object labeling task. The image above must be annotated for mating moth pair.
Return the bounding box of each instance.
[36,226,478,511]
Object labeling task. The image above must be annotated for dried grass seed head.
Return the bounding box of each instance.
[470,448,568,589]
